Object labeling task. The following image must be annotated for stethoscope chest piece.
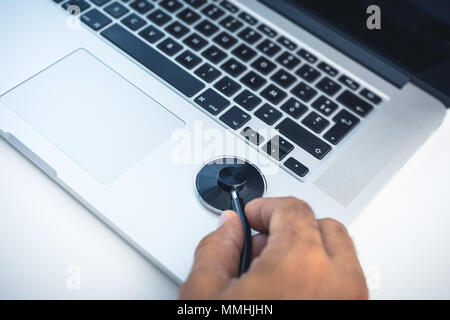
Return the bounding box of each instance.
[195,156,266,214]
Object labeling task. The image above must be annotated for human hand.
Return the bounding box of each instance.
[179,197,368,299]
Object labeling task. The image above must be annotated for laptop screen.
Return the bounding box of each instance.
[262,0,450,105]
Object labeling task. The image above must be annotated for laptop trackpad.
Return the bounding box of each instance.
[0,49,184,184]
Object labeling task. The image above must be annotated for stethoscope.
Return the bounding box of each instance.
[195,156,266,276]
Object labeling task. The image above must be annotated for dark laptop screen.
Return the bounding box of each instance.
[262,0,450,105]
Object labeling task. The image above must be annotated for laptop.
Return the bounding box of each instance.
[0,0,448,283]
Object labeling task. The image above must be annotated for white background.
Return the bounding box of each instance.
[0,115,449,299]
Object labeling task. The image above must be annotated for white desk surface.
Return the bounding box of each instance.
[1,115,449,300]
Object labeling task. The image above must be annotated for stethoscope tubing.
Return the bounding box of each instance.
[231,188,252,276]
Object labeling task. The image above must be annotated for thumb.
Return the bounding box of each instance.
[179,210,244,299]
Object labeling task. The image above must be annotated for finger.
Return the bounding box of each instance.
[179,210,243,299]
[245,197,315,233]
[317,218,360,268]
[245,197,322,254]
[251,233,268,260]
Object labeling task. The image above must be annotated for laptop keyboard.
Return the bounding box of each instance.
[53,0,383,180]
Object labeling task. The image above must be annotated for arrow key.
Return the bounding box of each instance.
[284,157,309,177]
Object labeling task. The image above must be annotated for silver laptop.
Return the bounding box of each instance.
[0,0,447,284]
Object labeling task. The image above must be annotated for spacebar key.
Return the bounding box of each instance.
[276,118,332,159]
[101,24,205,97]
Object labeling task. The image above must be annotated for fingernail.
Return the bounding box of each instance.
[217,211,232,229]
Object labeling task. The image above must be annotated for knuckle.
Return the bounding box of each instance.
[321,218,347,234]
[278,220,302,239]
[288,198,314,215]
[278,197,314,216]
[303,236,324,252]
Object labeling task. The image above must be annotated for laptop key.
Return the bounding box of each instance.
[159,0,183,13]
[101,24,204,97]
[251,56,276,75]
[297,48,317,64]
[311,95,338,116]
[318,62,338,77]
[234,90,262,111]
[277,52,300,69]
[291,82,318,102]
[81,8,112,31]
[333,109,360,131]
[62,0,91,12]
[324,109,360,145]
[277,36,297,51]
[232,44,256,63]
[337,90,373,117]
[276,118,332,160]
[201,4,225,20]
[271,69,296,89]
[183,33,208,51]
[214,76,241,97]
[220,106,251,130]
[296,64,321,83]
[257,24,277,38]
[238,27,262,45]
[90,0,111,6]
[262,135,294,161]
[220,16,244,33]
[195,63,221,83]
[316,77,342,97]
[165,21,190,39]
[183,0,206,9]
[147,9,172,26]
[257,39,281,57]
[176,50,202,69]
[213,31,238,50]
[360,88,382,105]
[238,11,258,25]
[301,111,330,134]
[254,103,282,125]
[221,58,247,77]
[195,88,230,115]
[261,84,287,105]
[157,37,183,56]
[241,127,265,146]
[104,2,129,18]
[280,98,308,119]
[202,45,227,64]
[240,71,267,91]
[177,7,201,25]
[339,75,360,91]
[130,0,154,14]
[195,19,220,37]
[122,13,146,30]
[284,157,309,178]
[219,0,239,14]
[139,25,164,43]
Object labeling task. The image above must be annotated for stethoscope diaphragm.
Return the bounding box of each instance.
[195,156,266,214]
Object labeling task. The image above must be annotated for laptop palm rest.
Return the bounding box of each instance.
[0,49,184,184]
